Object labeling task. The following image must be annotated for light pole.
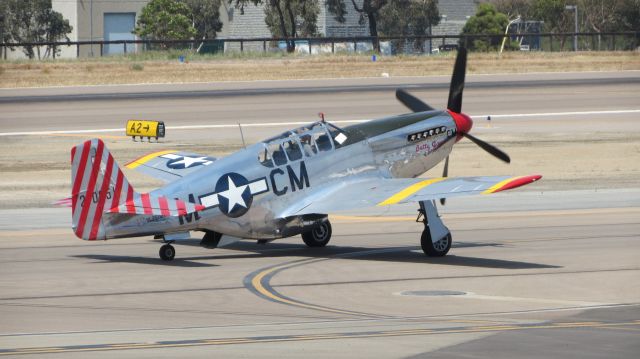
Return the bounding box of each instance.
[565,4,578,51]
[90,0,94,57]
[500,16,521,54]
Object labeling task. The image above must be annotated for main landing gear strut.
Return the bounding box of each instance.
[417,200,452,257]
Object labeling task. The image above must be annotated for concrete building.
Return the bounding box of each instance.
[52,0,146,58]
[5,0,478,58]
[433,0,479,45]
[225,0,478,52]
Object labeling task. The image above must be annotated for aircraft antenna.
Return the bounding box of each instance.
[238,123,246,149]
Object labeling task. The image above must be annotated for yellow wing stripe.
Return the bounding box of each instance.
[377,178,445,206]
[482,176,524,194]
[125,150,176,169]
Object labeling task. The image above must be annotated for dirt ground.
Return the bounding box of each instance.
[1,51,639,88]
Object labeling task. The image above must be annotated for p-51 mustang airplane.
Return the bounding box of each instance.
[70,48,541,261]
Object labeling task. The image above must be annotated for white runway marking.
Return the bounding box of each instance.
[473,109,640,119]
[0,109,638,137]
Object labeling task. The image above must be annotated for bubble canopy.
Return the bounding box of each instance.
[261,121,348,146]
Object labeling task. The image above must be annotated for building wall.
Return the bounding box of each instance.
[223,0,476,52]
[432,0,479,45]
[52,0,146,58]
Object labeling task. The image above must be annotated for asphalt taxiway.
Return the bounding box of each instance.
[0,199,638,357]
[0,72,639,357]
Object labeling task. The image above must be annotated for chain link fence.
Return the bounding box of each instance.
[2,32,638,59]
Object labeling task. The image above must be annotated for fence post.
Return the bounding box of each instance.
[124,42,127,54]
[612,33,616,50]
[263,40,266,52]
[100,43,103,56]
[353,39,357,52]
[76,43,80,57]
[240,40,244,52]
[331,40,335,53]
[309,39,312,54]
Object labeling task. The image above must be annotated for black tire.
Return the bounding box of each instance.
[421,228,451,257]
[159,244,176,261]
[302,221,332,247]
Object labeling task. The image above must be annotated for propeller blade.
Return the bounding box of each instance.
[447,47,468,113]
[462,132,511,163]
[439,155,449,206]
[396,89,435,113]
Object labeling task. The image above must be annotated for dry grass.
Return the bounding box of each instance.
[1,51,639,88]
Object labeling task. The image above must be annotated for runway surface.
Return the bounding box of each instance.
[0,72,639,357]
[1,71,639,136]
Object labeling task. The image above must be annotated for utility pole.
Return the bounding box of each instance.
[90,0,94,57]
[565,4,578,51]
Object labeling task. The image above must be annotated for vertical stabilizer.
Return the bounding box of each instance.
[71,139,134,240]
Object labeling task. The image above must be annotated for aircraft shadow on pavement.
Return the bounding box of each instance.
[174,240,560,270]
[72,254,219,267]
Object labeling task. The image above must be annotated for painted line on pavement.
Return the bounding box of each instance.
[1,109,638,137]
[0,321,637,356]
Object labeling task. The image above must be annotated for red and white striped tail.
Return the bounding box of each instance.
[71,139,204,241]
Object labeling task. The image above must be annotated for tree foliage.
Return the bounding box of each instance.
[326,0,388,52]
[2,0,72,59]
[183,0,224,40]
[615,0,640,31]
[377,0,440,52]
[134,0,197,43]
[489,0,534,19]
[264,0,319,38]
[327,0,440,52]
[461,3,510,51]
[232,0,319,52]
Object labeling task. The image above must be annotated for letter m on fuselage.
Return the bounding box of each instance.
[287,161,310,192]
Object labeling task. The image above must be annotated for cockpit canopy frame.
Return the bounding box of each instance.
[258,121,348,168]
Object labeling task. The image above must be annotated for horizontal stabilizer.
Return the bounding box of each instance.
[125,150,217,183]
[107,193,205,216]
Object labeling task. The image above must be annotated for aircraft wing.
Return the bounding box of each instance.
[125,150,217,183]
[279,174,542,217]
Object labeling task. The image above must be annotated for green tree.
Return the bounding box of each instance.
[0,1,10,58]
[3,0,72,59]
[326,0,388,52]
[461,3,511,51]
[232,0,319,53]
[377,0,440,52]
[531,0,572,48]
[489,0,534,19]
[183,0,224,41]
[615,0,640,31]
[134,0,197,45]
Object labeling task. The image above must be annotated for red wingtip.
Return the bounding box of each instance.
[493,174,543,193]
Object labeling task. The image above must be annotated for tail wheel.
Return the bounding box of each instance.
[159,244,175,261]
[302,220,332,247]
[421,228,451,257]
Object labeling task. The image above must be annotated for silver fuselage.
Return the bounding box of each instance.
[104,111,457,239]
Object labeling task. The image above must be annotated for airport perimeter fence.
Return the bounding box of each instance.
[1,32,638,59]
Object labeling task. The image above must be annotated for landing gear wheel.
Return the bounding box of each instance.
[159,244,175,261]
[302,221,332,247]
[421,228,451,257]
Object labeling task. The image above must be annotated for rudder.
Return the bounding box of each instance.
[71,139,134,240]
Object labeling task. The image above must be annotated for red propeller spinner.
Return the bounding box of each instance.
[448,110,473,141]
